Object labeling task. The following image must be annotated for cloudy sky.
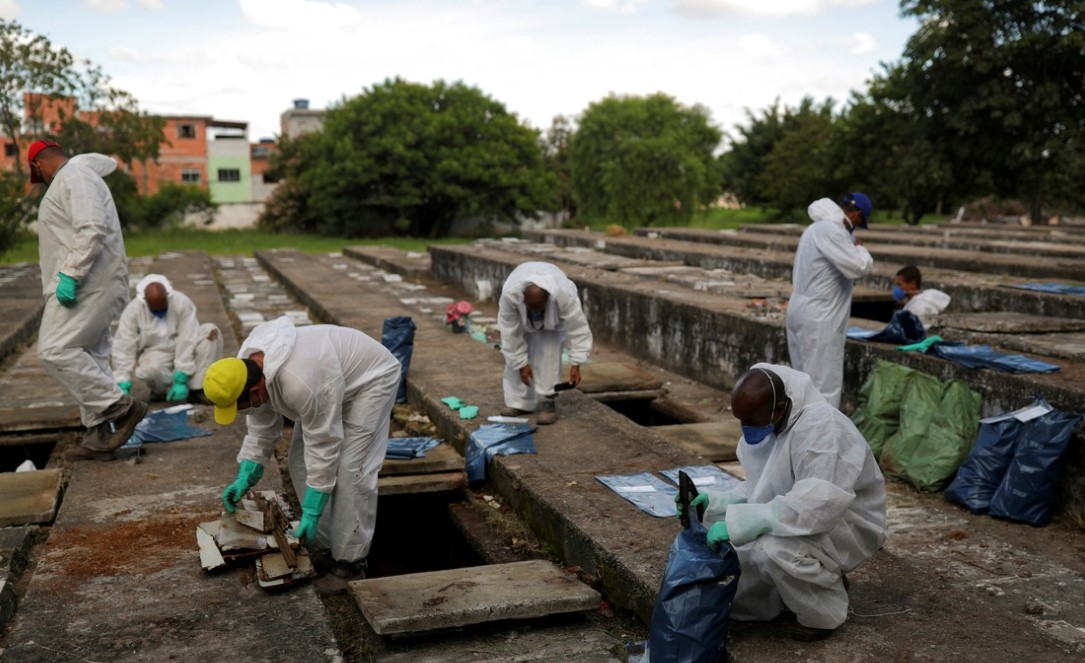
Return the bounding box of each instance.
[3,0,917,142]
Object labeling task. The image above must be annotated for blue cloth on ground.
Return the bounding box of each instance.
[121,409,211,450]
[1008,282,1085,297]
[929,343,1060,373]
[465,424,536,482]
[596,472,679,518]
[846,310,926,344]
[648,518,740,662]
[381,316,416,404]
[385,437,441,460]
[660,465,742,493]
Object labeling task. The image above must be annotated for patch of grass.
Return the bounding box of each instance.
[0,229,471,266]
[566,206,946,233]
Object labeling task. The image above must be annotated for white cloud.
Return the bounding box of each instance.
[738,33,781,60]
[0,0,20,20]
[238,0,362,31]
[673,0,879,18]
[582,0,648,13]
[846,31,876,55]
[138,0,164,9]
[86,0,129,12]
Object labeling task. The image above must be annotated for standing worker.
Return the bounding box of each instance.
[204,316,401,592]
[28,139,147,455]
[112,274,223,402]
[786,193,874,407]
[498,261,593,425]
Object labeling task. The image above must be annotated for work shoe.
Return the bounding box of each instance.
[81,422,110,449]
[94,400,148,452]
[791,625,835,642]
[499,406,532,417]
[314,560,367,596]
[536,398,557,425]
[331,559,367,579]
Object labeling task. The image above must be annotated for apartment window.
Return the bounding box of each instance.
[218,168,241,183]
[262,172,279,184]
[4,144,16,158]
[181,169,201,184]
[177,123,197,139]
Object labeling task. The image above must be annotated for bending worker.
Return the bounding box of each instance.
[680,364,886,641]
[786,193,874,408]
[498,261,593,425]
[112,274,223,402]
[204,316,401,590]
[29,139,147,455]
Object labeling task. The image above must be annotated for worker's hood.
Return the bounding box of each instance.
[135,273,174,302]
[808,198,847,226]
[238,315,297,381]
[751,362,826,432]
[504,261,578,329]
[68,153,119,178]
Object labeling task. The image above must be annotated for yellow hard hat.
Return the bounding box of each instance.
[204,357,247,425]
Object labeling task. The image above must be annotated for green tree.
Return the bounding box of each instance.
[568,93,722,227]
[541,115,575,220]
[758,98,841,216]
[261,78,551,238]
[719,99,787,206]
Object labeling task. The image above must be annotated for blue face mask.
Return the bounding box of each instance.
[742,423,775,445]
[892,285,907,301]
[152,308,168,319]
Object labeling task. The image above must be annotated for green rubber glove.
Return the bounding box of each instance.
[222,460,264,513]
[56,273,78,307]
[118,380,133,395]
[674,492,709,520]
[293,486,332,544]
[166,370,190,402]
[458,405,479,420]
[707,521,730,549]
[441,396,465,410]
[897,335,943,353]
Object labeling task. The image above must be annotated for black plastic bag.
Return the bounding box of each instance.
[381,316,416,404]
[649,519,740,663]
[989,408,1082,526]
[943,416,1023,514]
[847,310,926,345]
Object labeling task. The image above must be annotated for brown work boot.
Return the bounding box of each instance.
[313,559,367,596]
[791,624,835,642]
[82,422,110,449]
[536,398,557,425]
[92,399,148,452]
[499,406,532,417]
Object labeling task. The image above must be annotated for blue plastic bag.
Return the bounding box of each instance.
[596,473,679,518]
[943,416,1023,514]
[121,408,211,449]
[385,437,442,460]
[649,519,740,663]
[381,316,416,404]
[465,424,536,482]
[1009,282,1085,297]
[846,310,926,345]
[929,343,1060,374]
[988,408,1082,526]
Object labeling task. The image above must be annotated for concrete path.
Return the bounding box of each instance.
[0,264,43,365]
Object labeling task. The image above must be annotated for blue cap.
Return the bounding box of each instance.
[843,192,872,228]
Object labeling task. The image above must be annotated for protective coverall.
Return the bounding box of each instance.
[703,363,887,630]
[904,289,951,330]
[786,198,874,407]
[112,274,222,395]
[498,262,593,411]
[36,154,130,427]
[236,316,401,563]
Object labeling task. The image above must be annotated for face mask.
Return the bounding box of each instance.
[742,368,783,445]
[152,308,168,319]
[892,285,907,301]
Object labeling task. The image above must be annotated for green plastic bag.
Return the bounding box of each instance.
[851,360,916,457]
[879,372,942,479]
[903,380,982,492]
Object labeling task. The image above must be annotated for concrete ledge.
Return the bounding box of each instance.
[344,245,432,277]
[0,265,44,364]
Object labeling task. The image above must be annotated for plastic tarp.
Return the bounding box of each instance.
[878,372,942,479]
[660,466,742,493]
[120,407,211,450]
[1008,282,1085,297]
[850,360,916,457]
[989,407,1083,527]
[944,405,1035,514]
[648,519,740,663]
[464,424,536,482]
[904,380,982,491]
[929,343,1060,374]
[846,310,926,345]
[596,472,679,518]
[385,437,441,460]
[381,316,416,404]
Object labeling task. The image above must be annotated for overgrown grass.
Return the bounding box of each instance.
[0,229,471,266]
[572,206,945,232]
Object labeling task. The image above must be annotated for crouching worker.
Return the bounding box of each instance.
[498,262,593,425]
[204,316,401,593]
[681,364,886,641]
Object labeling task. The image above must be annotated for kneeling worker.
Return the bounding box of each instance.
[498,261,593,425]
[893,265,951,330]
[680,364,886,641]
[112,274,223,402]
[204,316,401,589]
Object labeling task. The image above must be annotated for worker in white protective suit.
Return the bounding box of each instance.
[894,265,951,330]
[203,316,401,594]
[786,193,875,408]
[112,274,223,402]
[678,364,886,641]
[498,261,593,425]
[28,139,148,456]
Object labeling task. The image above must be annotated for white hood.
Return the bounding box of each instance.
[238,315,297,381]
[752,362,826,431]
[808,198,847,225]
[68,153,119,178]
[135,273,174,301]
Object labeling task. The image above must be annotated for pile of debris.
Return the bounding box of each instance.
[196,490,315,590]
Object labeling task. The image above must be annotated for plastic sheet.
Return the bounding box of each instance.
[846,310,926,345]
[648,519,740,662]
[929,343,1060,374]
[878,372,942,478]
[121,408,211,450]
[660,466,741,493]
[465,424,536,482]
[385,437,441,460]
[381,316,416,404]
[596,472,679,518]
[850,360,915,457]
[1009,282,1085,297]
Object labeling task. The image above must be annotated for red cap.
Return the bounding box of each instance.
[27,139,61,184]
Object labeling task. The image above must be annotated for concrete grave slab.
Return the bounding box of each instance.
[349,559,600,635]
[938,312,1085,334]
[575,361,664,394]
[375,621,623,662]
[0,469,61,527]
[378,471,466,496]
[654,421,741,462]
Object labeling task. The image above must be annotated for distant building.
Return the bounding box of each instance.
[250,138,278,202]
[280,98,325,139]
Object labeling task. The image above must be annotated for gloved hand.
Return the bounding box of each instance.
[56,273,78,307]
[674,493,709,520]
[707,521,730,549]
[293,486,332,544]
[118,380,133,395]
[222,460,264,513]
[166,371,190,402]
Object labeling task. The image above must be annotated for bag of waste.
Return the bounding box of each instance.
[846,310,926,345]
[878,371,941,477]
[944,415,1025,514]
[903,380,982,491]
[381,316,416,404]
[648,518,740,663]
[850,360,915,456]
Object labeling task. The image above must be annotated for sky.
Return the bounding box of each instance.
[3,0,918,143]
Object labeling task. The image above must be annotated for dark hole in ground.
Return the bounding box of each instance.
[602,398,684,427]
[851,299,898,323]
[367,493,484,578]
[0,440,56,472]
